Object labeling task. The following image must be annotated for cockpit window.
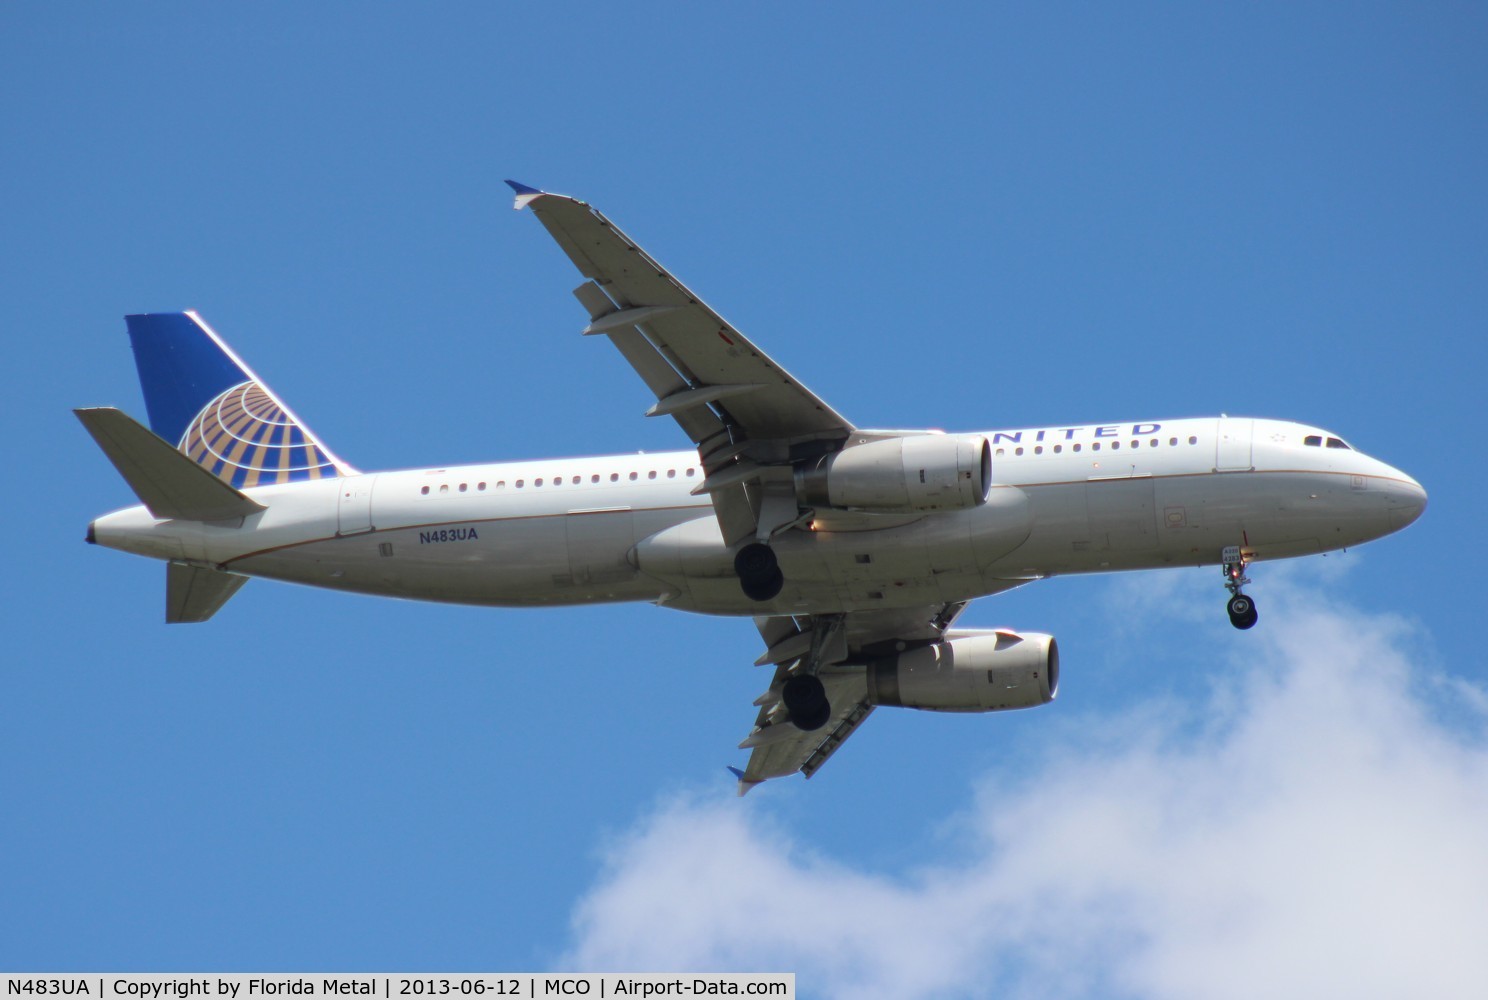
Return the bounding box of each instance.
[1326,437,1351,450]
[1304,435,1322,447]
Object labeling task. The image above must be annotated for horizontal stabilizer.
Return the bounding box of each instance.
[167,562,248,623]
[74,407,266,522]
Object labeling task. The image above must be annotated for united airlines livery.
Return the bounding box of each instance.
[78,182,1427,792]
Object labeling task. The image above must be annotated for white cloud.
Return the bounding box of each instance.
[562,579,1488,1000]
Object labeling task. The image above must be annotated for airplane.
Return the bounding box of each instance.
[77,181,1428,793]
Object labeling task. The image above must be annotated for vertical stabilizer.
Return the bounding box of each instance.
[125,312,355,488]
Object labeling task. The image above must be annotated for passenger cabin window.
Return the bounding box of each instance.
[420,486,430,495]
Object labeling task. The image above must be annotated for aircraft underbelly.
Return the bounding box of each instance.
[1152,471,1348,561]
[1086,476,1158,551]
[234,510,660,607]
[983,472,1340,575]
[634,490,1035,615]
[565,508,638,586]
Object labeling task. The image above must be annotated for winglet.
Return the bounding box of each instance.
[505,179,546,211]
[727,765,762,798]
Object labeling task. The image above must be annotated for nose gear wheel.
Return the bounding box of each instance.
[1221,545,1259,629]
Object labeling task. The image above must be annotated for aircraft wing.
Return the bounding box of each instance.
[736,663,876,789]
[510,181,855,545]
[731,602,971,793]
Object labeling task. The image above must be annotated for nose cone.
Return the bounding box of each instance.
[1384,470,1428,532]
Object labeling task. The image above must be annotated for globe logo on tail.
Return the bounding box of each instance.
[181,380,338,488]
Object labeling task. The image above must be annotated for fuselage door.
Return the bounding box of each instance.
[338,475,376,536]
[1215,417,1254,472]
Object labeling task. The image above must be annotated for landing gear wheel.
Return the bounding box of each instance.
[735,543,784,602]
[1227,594,1259,630]
[1221,545,1258,629]
[781,673,831,731]
[740,571,784,602]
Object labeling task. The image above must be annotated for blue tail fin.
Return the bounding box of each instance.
[125,312,354,488]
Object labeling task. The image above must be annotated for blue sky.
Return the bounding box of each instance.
[3,4,1486,995]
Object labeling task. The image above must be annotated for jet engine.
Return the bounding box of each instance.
[866,630,1058,712]
[795,434,991,513]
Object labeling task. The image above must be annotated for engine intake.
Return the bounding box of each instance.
[867,630,1058,712]
[795,434,991,513]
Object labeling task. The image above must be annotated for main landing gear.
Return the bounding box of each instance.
[781,673,831,731]
[778,614,845,732]
[1222,545,1259,630]
[735,542,784,602]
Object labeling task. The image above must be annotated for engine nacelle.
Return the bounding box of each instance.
[866,630,1058,712]
[795,433,991,513]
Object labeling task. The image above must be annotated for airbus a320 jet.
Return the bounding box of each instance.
[78,182,1427,792]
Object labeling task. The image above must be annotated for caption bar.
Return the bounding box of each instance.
[6,976,793,1000]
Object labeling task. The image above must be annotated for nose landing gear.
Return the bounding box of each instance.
[1222,545,1259,629]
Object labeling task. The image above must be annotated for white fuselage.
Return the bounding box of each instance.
[89,416,1426,617]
